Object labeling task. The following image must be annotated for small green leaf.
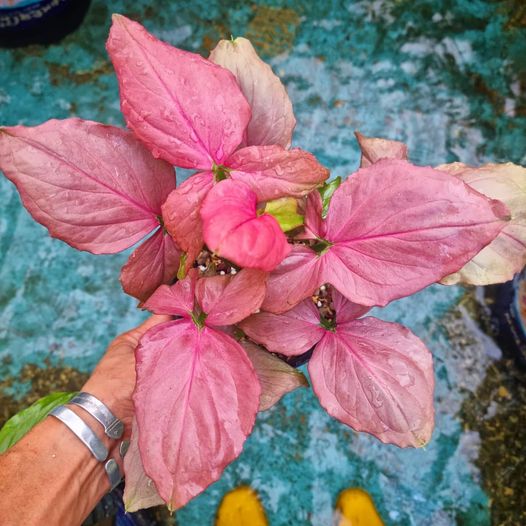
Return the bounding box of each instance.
[0,391,77,453]
[318,177,342,218]
[264,197,304,232]
[177,252,188,280]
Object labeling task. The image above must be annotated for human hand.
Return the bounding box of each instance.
[81,314,171,433]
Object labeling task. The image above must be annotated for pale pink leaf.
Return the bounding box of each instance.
[162,171,214,268]
[123,418,164,512]
[201,179,290,271]
[120,229,181,302]
[195,269,267,326]
[209,37,296,148]
[228,145,329,201]
[240,299,324,356]
[355,131,408,168]
[436,162,526,285]
[134,320,260,509]
[321,159,509,306]
[261,245,322,313]
[141,270,197,317]
[0,119,175,254]
[241,340,308,411]
[332,289,371,324]
[298,190,326,240]
[107,15,251,169]
[309,317,434,447]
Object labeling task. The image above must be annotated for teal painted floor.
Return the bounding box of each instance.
[1,1,525,524]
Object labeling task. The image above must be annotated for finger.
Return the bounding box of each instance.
[128,314,172,338]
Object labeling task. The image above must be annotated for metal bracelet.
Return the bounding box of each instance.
[49,406,108,462]
[69,392,124,440]
[104,458,123,491]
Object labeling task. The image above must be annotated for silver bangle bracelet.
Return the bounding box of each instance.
[69,392,124,440]
[49,405,108,462]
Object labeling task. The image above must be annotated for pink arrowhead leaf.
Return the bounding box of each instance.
[201,179,291,271]
[436,162,526,285]
[162,171,214,270]
[240,298,324,356]
[355,131,408,167]
[120,230,181,302]
[309,317,435,447]
[264,159,509,312]
[123,418,164,512]
[228,145,329,201]
[195,268,267,326]
[241,340,309,411]
[0,118,175,254]
[107,15,251,169]
[134,320,260,509]
[209,37,296,148]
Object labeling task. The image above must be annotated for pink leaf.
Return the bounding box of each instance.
[195,269,267,326]
[141,270,197,317]
[298,190,326,240]
[134,320,260,509]
[227,145,329,201]
[436,162,526,285]
[107,15,251,169]
[120,229,181,302]
[241,340,308,411]
[123,418,164,512]
[201,179,290,271]
[332,289,371,324]
[309,317,434,447]
[355,131,408,168]
[0,119,175,254]
[162,171,214,268]
[209,37,296,148]
[240,299,324,356]
[261,245,322,313]
[321,159,508,306]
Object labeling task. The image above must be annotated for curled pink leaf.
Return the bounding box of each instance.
[0,119,175,254]
[332,289,371,324]
[161,171,214,269]
[134,320,260,509]
[436,162,526,285]
[107,15,251,169]
[240,299,324,356]
[228,145,329,201]
[309,317,434,447]
[241,340,308,411]
[195,268,267,326]
[201,179,290,271]
[120,230,181,302]
[209,37,296,148]
[123,418,164,512]
[355,131,408,167]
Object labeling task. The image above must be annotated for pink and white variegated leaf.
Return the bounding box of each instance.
[123,418,164,512]
[195,269,267,326]
[355,131,408,168]
[436,162,526,285]
[228,145,329,201]
[201,179,290,271]
[107,15,251,170]
[162,171,214,270]
[0,119,175,254]
[141,270,197,317]
[241,340,308,411]
[240,298,324,356]
[134,320,260,509]
[309,317,434,448]
[265,159,509,311]
[120,229,181,302]
[209,37,296,148]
